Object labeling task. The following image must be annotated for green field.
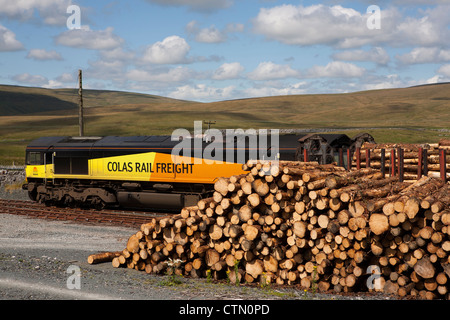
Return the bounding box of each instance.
[1,83,449,165]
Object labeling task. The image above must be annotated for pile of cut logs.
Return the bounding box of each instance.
[89,160,449,300]
[353,139,450,181]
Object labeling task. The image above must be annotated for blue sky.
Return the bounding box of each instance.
[1,0,450,102]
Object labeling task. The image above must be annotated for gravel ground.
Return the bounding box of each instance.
[0,213,401,302]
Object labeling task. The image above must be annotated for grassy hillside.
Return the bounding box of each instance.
[0,83,449,165]
[0,84,187,116]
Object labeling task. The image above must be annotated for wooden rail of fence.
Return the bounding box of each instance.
[352,147,447,183]
[302,145,448,183]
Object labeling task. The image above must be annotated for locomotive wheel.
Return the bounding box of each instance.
[28,190,37,201]
[37,193,51,206]
[91,196,106,210]
[63,195,76,208]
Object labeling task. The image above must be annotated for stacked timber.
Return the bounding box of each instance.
[353,139,450,181]
[102,160,449,300]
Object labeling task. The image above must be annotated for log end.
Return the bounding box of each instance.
[369,214,389,235]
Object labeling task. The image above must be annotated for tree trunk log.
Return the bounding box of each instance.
[88,251,122,264]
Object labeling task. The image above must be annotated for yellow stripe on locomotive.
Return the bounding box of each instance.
[26,151,247,184]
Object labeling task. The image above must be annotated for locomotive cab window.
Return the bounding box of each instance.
[54,157,89,175]
[45,152,52,165]
[27,152,43,165]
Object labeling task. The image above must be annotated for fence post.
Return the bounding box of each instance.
[398,148,404,182]
[366,149,371,168]
[390,149,396,177]
[347,149,351,171]
[418,147,423,179]
[380,148,385,178]
[440,149,447,182]
[303,149,308,162]
[423,149,428,176]
[356,147,361,170]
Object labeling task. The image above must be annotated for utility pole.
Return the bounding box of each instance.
[203,120,216,131]
[78,69,84,137]
[202,120,216,142]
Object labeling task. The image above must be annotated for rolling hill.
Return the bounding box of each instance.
[0,83,449,165]
[0,84,188,116]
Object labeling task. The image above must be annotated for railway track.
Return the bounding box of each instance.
[0,199,171,229]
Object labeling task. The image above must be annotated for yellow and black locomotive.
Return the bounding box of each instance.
[22,133,286,209]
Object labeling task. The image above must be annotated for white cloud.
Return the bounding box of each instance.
[0,0,77,26]
[212,62,244,80]
[12,73,48,86]
[360,74,406,90]
[437,64,450,77]
[55,27,123,50]
[307,61,365,78]
[425,75,443,84]
[26,49,63,61]
[396,47,450,65]
[243,82,309,98]
[100,47,135,61]
[11,71,80,88]
[169,84,235,101]
[86,59,127,81]
[145,0,233,12]
[56,72,75,83]
[354,72,450,92]
[187,21,226,43]
[81,47,135,84]
[0,24,24,51]
[252,4,369,47]
[196,26,225,43]
[42,80,64,89]
[142,36,190,64]
[126,67,193,83]
[252,4,450,49]
[392,9,449,47]
[248,62,300,81]
[186,21,244,43]
[393,0,450,5]
[332,47,390,65]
